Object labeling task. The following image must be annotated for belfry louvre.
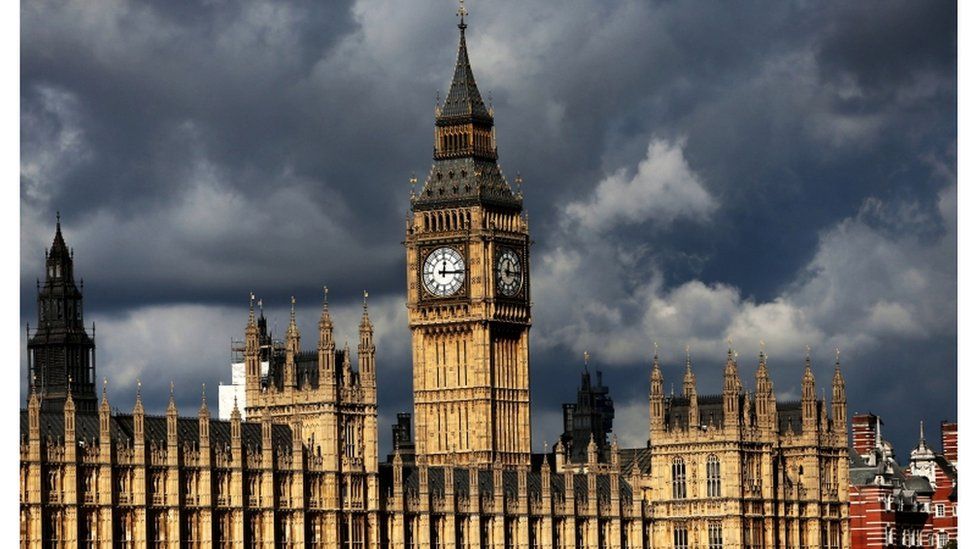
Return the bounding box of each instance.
[20,7,850,549]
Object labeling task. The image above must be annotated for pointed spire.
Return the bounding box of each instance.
[439,0,490,122]
[199,383,209,415]
[682,345,696,398]
[361,290,372,325]
[167,380,177,413]
[288,295,297,331]
[133,378,143,413]
[457,0,467,27]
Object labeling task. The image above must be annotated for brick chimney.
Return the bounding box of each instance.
[852,413,880,457]
[941,421,957,464]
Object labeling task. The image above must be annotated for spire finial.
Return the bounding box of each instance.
[102,377,108,400]
[136,378,142,401]
[835,347,841,365]
[583,350,590,370]
[363,290,369,312]
[515,172,523,194]
[170,380,175,398]
[201,383,207,406]
[290,295,296,317]
[233,395,239,413]
[322,286,330,311]
[457,0,468,28]
[56,210,61,229]
[248,292,256,322]
[66,375,73,399]
[919,420,925,443]
[409,174,418,198]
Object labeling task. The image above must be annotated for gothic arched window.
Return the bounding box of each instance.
[672,457,687,499]
[707,454,722,497]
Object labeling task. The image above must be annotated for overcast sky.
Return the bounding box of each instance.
[21,0,955,459]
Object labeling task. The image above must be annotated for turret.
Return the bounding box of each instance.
[831,350,847,436]
[230,396,242,448]
[802,348,817,432]
[755,345,776,434]
[684,347,699,429]
[198,384,211,448]
[133,379,144,445]
[318,286,336,382]
[166,381,178,448]
[99,379,111,451]
[64,378,76,460]
[28,214,97,412]
[723,344,741,429]
[359,291,376,387]
[244,293,261,403]
[342,341,353,387]
[284,296,299,389]
[649,351,665,437]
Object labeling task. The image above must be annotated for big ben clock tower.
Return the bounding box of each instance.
[405,5,531,467]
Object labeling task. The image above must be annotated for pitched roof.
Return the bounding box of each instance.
[21,410,292,452]
[438,21,491,124]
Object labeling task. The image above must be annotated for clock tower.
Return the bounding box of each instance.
[405,7,531,467]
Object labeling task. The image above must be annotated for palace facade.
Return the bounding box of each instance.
[19,8,851,548]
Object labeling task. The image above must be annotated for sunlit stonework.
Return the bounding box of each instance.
[19,8,850,548]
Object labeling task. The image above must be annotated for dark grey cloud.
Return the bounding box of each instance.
[21,0,955,457]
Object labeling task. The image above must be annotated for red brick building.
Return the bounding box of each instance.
[849,413,957,548]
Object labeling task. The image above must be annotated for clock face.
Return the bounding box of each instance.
[496,248,523,297]
[423,247,466,297]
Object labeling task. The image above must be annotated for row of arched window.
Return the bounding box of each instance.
[422,209,471,232]
[671,455,722,499]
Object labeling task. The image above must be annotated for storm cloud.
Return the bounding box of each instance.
[21,0,955,457]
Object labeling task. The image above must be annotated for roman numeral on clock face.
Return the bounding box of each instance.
[423,247,465,296]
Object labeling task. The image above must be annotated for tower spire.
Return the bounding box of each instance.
[457,0,467,28]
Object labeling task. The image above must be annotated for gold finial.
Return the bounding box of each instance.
[170,380,175,397]
[835,347,841,363]
[805,344,811,361]
[653,341,659,356]
[457,0,468,25]
[201,383,207,405]
[136,378,142,398]
[364,290,369,308]
[583,350,590,368]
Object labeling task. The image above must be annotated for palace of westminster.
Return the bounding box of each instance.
[19,8,851,549]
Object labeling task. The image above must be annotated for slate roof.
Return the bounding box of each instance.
[415,157,520,211]
[21,409,293,451]
[383,463,633,503]
[438,22,491,124]
[663,394,811,435]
